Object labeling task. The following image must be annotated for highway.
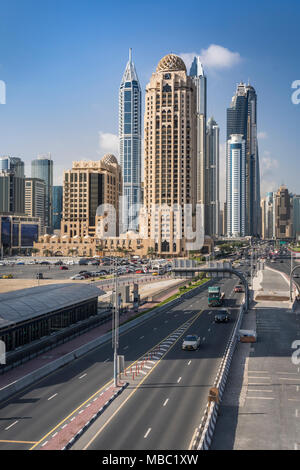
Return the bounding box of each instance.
[0,271,245,450]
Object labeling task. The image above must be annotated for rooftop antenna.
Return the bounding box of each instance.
[129,48,132,63]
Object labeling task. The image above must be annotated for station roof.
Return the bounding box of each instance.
[0,283,105,330]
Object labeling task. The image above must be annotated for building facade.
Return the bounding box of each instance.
[206,117,220,236]
[53,185,63,231]
[189,57,207,216]
[25,178,46,234]
[0,156,25,214]
[0,213,40,255]
[226,134,246,237]
[292,195,300,239]
[31,155,53,234]
[261,192,275,239]
[274,185,293,239]
[119,49,142,232]
[227,83,260,236]
[143,53,197,257]
[61,155,122,239]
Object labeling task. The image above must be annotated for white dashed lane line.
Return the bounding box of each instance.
[79,373,87,379]
[5,421,18,431]
[144,428,152,439]
[48,393,58,401]
[163,398,169,407]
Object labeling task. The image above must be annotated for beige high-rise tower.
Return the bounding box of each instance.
[144,54,197,256]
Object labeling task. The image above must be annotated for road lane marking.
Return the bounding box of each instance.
[163,399,169,407]
[248,389,273,392]
[144,428,151,439]
[48,393,58,401]
[104,358,109,362]
[123,346,128,350]
[79,374,87,379]
[139,336,144,339]
[188,360,191,365]
[0,440,38,444]
[177,377,182,383]
[82,310,203,450]
[5,421,18,430]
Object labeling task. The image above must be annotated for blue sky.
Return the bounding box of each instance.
[0,0,299,202]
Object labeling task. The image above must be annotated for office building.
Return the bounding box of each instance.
[61,155,122,239]
[206,117,220,236]
[0,213,40,255]
[227,82,260,236]
[25,178,46,234]
[226,134,246,237]
[189,56,207,216]
[274,185,293,239]
[261,192,275,239]
[119,49,142,232]
[0,157,25,214]
[53,186,63,231]
[292,195,300,239]
[31,155,53,233]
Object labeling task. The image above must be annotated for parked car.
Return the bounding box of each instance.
[182,335,201,351]
[59,266,69,270]
[2,274,13,279]
[70,274,85,280]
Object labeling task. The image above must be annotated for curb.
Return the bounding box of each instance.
[59,382,128,450]
[191,301,245,450]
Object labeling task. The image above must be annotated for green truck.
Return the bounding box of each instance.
[208,286,225,307]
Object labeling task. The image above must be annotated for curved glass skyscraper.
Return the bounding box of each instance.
[119,49,141,232]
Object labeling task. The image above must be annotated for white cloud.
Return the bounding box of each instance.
[258,131,268,139]
[180,44,242,71]
[98,131,119,158]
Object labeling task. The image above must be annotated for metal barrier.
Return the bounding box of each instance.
[191,301,245,450]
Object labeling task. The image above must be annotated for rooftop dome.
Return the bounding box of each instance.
[156,54,186,73]
[101,154,118,166]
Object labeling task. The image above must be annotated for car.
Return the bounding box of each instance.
[40,261,50,265]
[152,271,159,276]
[214,310,230,323]
[54,261,63,265]
[59,266,69,270]
[36,272,43,279]
[2,274,13,279]
[16,261,24,265]
[234,285,243,293]
[182,335,201,350]
[70,274,85,280]
[280,259,284,263]
[293,273,300,278]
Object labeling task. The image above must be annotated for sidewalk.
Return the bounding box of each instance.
[0,278,184,392]
[211,266,300,450]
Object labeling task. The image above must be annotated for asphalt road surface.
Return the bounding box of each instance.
[0,271,246,451]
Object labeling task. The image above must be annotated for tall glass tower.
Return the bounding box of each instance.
[226,82,260,236]
[31,154,53,233]
[119,49,142,232]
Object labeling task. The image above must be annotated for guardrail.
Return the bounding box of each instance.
[191,300,245,450]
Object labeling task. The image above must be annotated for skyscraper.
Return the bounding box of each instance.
[143,53,197,256]
[206,117,220,236]
[0,156,25,214]
[189,57,207,213]
[226,134,246,237]
[227,82,260,236]
[53,186,63,231]
[31,155,53,233]
[274,185,293,239]
[119,49,142,232]
[261,192,275,239]
[25,178,46,234]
